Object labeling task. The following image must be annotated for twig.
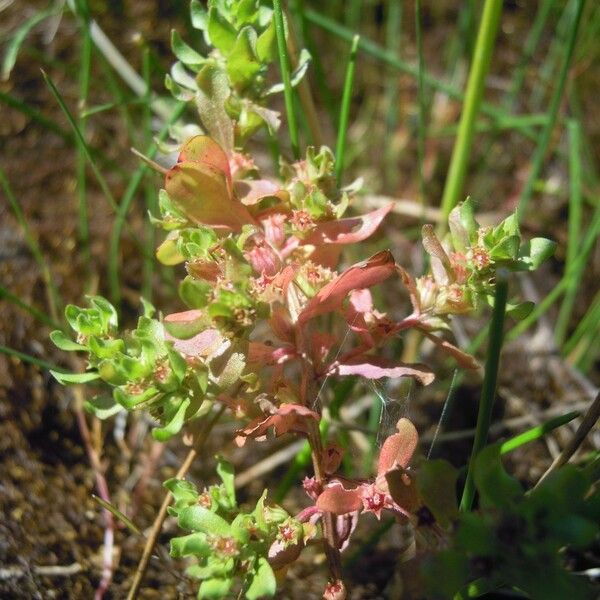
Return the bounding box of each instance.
[126,406,225,600]
[536,390,600,486]
[0,563,83,580]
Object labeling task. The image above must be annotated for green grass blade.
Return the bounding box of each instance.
[0,166,61,322]
[504,0,557,111]
[302,8,520,128]
[415,0,427,210]
[273,0,300,159]
[107,101,186,305]
[508,196,600,341]
[460,274,508,511]
[92,495,142,535]
[2,5,60,81]
[563,288,600,360]
[0,284,60,329]
[335,35,359,185]
[439,0,503,225]
[555,119,583,345]
[42,69,120,213]
[516,0,586,222]
[74,0,94,284]
[500,410,580,455]
[0,344,64,373]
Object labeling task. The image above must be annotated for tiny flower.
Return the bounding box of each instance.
[302,476,322,500]
[468,245,491,270]
[323,579,347,600]
[291,209,315,232]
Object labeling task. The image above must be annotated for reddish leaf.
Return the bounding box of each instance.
[378,418,419,475]
[420,329,479,369]
[303,203,393,245]
[163,309,207,339]
[316,482,362,514]
[322,444,344,475]
[248,342,296,365]
[168,328,223,358]
[298,251,396,323]
[332,357,434,386]
[235,403,319,446]
[165,161,254,230]
[178,135,231,184]
[235,179,288,205]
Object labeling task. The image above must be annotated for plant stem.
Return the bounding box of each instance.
[126,406,224,599]
[273,0,300,159]
[439,0,503,226]
[415,0,427,211]
[460,274,508,511]
[516,0,586,222]
[335,34,359,185]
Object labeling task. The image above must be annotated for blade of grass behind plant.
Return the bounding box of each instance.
[508,196,600,340]
[273,0,300,159]
[1,4,61,81]
[555,119,583,345]
[107,101,186,305]
[141,46,155,302]
[516,0,586,222]
[383,0,402,186]
[563,288,600,364]
[0,167,61,322]
[0,284,60,329]
[0,344,64,373]
[438,0,503,226]
[500,410,580,455]
[74,0,93,284]
[460,274,508,511]
[415,0,427,212]
[302,8,524,130]
[504,0,557,111]
[335,35,360,185]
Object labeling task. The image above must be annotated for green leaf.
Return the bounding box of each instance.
[246,557,276,599]
[164,478,199,512]
[171,29,206,69]
[256,19,276,62]
[152,398,191,442]
[266,49,312,95]
[190,0,208,30]
[449,198,478,252]
[473,443,523,509]
[226,27,261,88]
[170,532,210,558]
[178,505,231,535]
[157,234,186,265]
[196,64,234,153]
[215,456,236,507]
[198,577,234,599]
[208,342,246,389]
[50,370,100,385]
[88,336,126,359]
[490,235,520,261]
[207,7,237,53]
[84,395,123,420]
[519,237,557,270]
[416,459,458,527]
[179,277,212,309]
[50,330,85,352]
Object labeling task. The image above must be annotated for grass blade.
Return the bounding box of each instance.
[0,167,61,322]
[439,0,503,225]
[0,284,60,329]
[555,119,583,345]
[516,0,586,222]
[273,0,300,159]
[500,411,580,454]
[335,35,360,185]
[460,274,508,511]
[415,0,427,210]
[0,344,63,373]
